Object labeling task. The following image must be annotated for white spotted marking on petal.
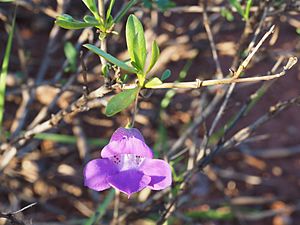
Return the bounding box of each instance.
[110,154,145,171]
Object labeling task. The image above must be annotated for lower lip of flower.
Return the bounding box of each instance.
[110,154,145,171]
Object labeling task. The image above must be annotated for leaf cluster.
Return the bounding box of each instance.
[55,1,171,117]
[86,14,170,116]
[55,0,117,40]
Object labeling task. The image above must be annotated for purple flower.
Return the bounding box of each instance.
[83,127,172,197]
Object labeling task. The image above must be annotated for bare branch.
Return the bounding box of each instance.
[0,202,37,225]
[201,1,223,79]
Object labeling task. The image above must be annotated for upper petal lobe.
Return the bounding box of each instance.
[83,158,119,191]
[139,159,172,190]
[101,135,153,159]
[110,127,145,142]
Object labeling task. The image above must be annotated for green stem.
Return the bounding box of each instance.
[98,0,105,19]
[130,87,141,128]
[0,7,16,135]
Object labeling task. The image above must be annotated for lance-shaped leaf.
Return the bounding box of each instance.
[229,0,244,17]
[114,0,138,23]
[126,14,146,72]
[243,0,253,20]
[83,15,100,25]
[82,0,100,21]
[55,14,99,29]
[105,87,139,116]
[84,44,137,74]
[106,0,115,22]
[64,42,77,73]
[146,40,160,73]
[145,77,162,88]
[161,69,171,81]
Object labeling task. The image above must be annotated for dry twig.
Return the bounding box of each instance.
[0,202,37,225]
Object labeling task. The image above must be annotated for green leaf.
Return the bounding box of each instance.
[83,15,99,25]
[55,14,98,29]
[106,0,116,22]
[297,28,300,35]
[0,7,16,134]
[0,0,15,2]
[126,14,147,72]
[161,69,171,81]
[160,60,192,109]
[105,87,139,116]
[105,15,114,30]
[64,42,77,73]
[82,0,100,21]
[243,0,252,20]
[143,0,152,9]
[84,44,137,73]
[145,77,162,88]
[121,74,129,83]
[146,40,160,73]
[221,8,234,22]
[131,60,143,72]
[114,0,138,23]
[229,0,244,17]
[156,0,176,11]
[33,132,108,147]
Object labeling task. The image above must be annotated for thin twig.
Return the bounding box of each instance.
[80,51,90,96]
[208,83,234,136]
[27,29,91,129]
[9,0,71,138]
[168,5,259,14]
[112,190,120,225]
[157,95,300,224]
[0,202,37,225]
[72,118,89,160]
[167,92,224,157]
[245,7,268,54]
[36,0,70,84]
[0,85,112,171]
[123,69,293,89]
[233,25,275,79]
[205,96,300,169]
[156,56,297,224]
[14,0,60,18]
[13,202,37,214]
[10,88,30,136]
[208,11,272,135]
[211,56,286,141]
[243,145,300,159]
[130,89,140,127]
[201,0,223,79]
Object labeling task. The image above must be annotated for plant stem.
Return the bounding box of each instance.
[98,0,108,79]
[122,57,297,90]
[130,88,140,128]
[98,0,105,18]
[233,25,275,78]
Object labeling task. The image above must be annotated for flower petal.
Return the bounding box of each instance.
[101,137,153,158]
[110,127,145,142]
[107,169,151,197]
[83,158,119,191]
[139,159,172,190]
